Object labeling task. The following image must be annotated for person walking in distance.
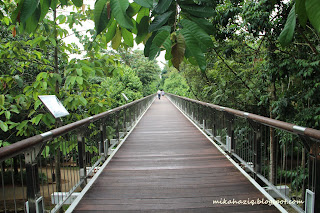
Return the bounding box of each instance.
[157,90,161,100]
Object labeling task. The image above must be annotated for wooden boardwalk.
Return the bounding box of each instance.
[72,97,279,212]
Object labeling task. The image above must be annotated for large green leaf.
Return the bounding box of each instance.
[171,33,186,70]
[11,1,24,24]
[158,25,171,32]
[154,0,173,14]
[76,76,83,85]
[72,0,83,7]
[112,27,121,49]
[40,0,51,21]
[180,4,215,18]
[60,0,67,7]
[105,19,117,43]
[149,30,171,60]
[94,0,110,35]
[79,96,87,106]
[149,11,173,32]
[50,0,58,9]
[31,114,43,125]
[181,19,213,48]
[295,0,307,27]
[179,0,194,4]
[127,2,141,17]
[144,33,156,57]
[306,0,320,32]
[180,29,206,71]
[133,0,153,8]
[5,111,11,120]
[0,121,8,132]
[110,0,133,29]
[20,0,40,23]
[122,28,134,47]
[136,16,149,44]
[0,95,4,106]
[279,5,296,47]
[189,16,214,35]
[137,7,149,23]
[24,4,41,33]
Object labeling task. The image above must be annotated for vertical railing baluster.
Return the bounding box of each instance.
[212,109,217,138]
[115,112,120,145]
[308,139,320,212]
[25,148,41,213]
[100,118,107,159]
[225,112,234,153]
[123,108,127,135]
[128,106,132,131]
[77,130,86,188]
[1,162,6,213]
[251,121,262,177]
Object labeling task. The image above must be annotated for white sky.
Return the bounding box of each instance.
[60,0,166,69]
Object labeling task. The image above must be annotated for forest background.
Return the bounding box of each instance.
[0,0,319,147]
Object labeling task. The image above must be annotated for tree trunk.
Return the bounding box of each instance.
[54,9,59,94]
[53,9,63,212]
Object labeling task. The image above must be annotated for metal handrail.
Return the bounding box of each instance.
[169,94,320,141]
[0,94,155,162]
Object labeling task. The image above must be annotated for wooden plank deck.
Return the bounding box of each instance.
[72,96,279,212]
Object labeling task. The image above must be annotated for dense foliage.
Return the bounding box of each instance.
[1,0,320,149]
[0,0,161,147]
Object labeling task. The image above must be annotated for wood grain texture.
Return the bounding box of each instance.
[73,97,279,212]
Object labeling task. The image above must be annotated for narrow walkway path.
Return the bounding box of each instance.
[73,97,279,212]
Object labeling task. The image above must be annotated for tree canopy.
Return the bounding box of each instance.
[4,0,320,71]
[1,0,320,148]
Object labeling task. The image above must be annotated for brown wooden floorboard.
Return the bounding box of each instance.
[73,96,279,212]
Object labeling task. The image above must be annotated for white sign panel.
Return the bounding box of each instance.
[38,95,69,118]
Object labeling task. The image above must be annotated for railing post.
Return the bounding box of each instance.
[309,140,320,213]
[25,145,45,213]
[212,109,217,137]
[100,119,106,159]
[123,108,127,133]
[225,112,234,152]
[105,117,111,157]
[196,104,200,124]
[25,160,40,212]
[127,106,132,131]
[115,112,120,144]
[249,120,262,176]
[77,130,86,188]
[201,105,205,130]
[134,104,138,122]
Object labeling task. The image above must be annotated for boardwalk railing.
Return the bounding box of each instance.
[0,94,154,213]
[167,93,320,213]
